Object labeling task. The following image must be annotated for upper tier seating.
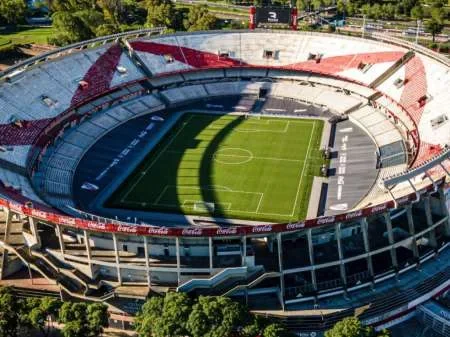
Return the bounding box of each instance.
[350,105,405,148]
[0,45,143,168]
[0,31,448,211]
[132,32,406,84]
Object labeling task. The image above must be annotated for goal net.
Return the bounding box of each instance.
[193,202,215,212]
[244,113,261,120]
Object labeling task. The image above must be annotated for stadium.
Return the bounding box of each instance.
[0,27,450,334]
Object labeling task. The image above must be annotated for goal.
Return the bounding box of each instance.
[193,202,215,212]
[244,113,261,120]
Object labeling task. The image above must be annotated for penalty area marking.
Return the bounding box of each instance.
[152,185,264,214]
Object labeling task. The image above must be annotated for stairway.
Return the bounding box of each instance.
[369,50,415,89]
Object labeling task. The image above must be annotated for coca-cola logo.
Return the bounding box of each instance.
[86,221,106,231]
[286,222,305,230]
[181,228,203,236]
[317,216,335,225]
[397,196,410,205]
[9,202,23,213]
[216,227,238,235]
[147,227,169,235]
[31,209,48,219]
[117,225,138,233]
[58,216,76,225]
[370,204,387,214]
[345,210,362,220]
[251,225,273,233]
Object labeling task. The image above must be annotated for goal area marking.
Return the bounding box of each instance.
[153,185,263,214]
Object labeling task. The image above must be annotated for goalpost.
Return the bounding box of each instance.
[244,113,261,120]
[193,202,216,212]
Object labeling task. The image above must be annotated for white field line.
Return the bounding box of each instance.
[215,153,302,163]
[151,185,263,213]
[167,150,304,163]
[121,115,194,201]
[153,185,169,205]
[255,193,264,214]
[290,121,316,217]
[182,200,232,211]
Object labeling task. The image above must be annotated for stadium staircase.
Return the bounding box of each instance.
[177,266,265,296]
[122,39,155,79]
[369,50,415,89]
[222,271,281,297]
[10,286,60,299]
[0,240,115,302]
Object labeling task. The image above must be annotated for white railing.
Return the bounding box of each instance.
[176,266,248,292]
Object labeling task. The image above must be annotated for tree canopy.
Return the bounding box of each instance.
[0,0,27,25]
[59,301,108,337]
[183,5,217,32]
[325,317,390,337]
[135,293,292,337]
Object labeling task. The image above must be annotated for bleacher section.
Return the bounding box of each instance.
[350,105,406,151]
[33,95,165,211]
[0,30,446,222]
[0,44,143,169]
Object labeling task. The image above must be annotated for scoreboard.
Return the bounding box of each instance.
[255,7,292,25]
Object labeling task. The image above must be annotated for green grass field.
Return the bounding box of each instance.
[0,26,53,49]
[107,113,324,223]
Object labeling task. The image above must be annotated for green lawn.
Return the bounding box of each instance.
[107,113,324,223]
[0,26,53,51]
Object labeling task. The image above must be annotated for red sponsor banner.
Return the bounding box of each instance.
[291,7,298,30]
[249,6,256,30]
[0,176,445,238]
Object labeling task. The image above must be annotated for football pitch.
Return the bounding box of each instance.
[107,113,324,223]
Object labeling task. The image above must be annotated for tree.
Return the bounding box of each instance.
[263,323,291,337]
[337,0,346,15]
[0,287,21,337]
[135,293,191,337]
[135,296,164,337]
[0,0,27,25]
[121,0,147,25]
[296,0,311,11]
[49,8,105,45]
[59,302,108,337]
[50,0,96,12]
[99,0,122,26]
[187,296,249,337]
[145,0,178,29]
[425,8,445,42]
[87,303,109,337]
[425,17,444,42]
[346,1,356,16]
[325,317,390,337]
[26,297,62,337]
[410,5,424,20]
[241,314,268,337]
[183,5,217,32]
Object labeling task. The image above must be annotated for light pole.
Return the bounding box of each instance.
[362,15,366,38]
[415,19,422,45]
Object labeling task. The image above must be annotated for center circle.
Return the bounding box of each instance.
[213,147,253,165]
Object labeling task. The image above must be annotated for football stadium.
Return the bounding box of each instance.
[0,27,450,334]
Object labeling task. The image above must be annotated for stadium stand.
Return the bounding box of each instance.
[0,29,449,335]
